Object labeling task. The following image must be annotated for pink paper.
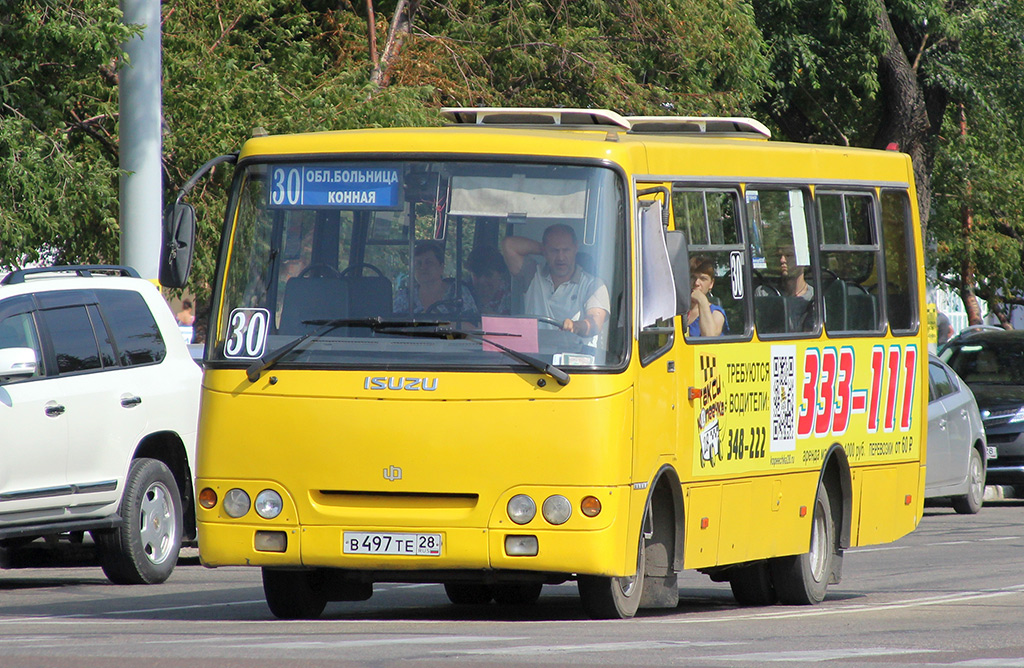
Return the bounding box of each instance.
[480,316,539,353]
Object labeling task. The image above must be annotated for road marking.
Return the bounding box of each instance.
[646,584,1024,624]
[854,535,1018,553]
[2,584,1023,628]
[686,647,938,662]
[453,640,739,656]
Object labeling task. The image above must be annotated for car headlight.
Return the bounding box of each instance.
[1010,407,1024,423]
[507,494,537,525]
[222,488,251,518]
[254,489,283,519]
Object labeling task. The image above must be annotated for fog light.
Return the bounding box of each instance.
[222,488,251,518]
[542,495,571,525]
[507,494,537,525]
[505,535,539,556]
[580,495,602,517]
[255,489,283,519]
[198,488,218,510]
[254,530,287,552]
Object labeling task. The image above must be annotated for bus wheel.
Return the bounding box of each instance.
[578,535,645,619]
[770,480,837,605]
[444,582,493,605]
[729,562,777,606]
[493,583,543,606]
[262,568,328,619]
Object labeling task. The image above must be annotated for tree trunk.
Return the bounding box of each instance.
[870,3,935,231]
[366,0,378,70]
[370,0,420,89]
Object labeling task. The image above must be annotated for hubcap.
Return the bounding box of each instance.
[808,499,828,582]
[139,481,176,565]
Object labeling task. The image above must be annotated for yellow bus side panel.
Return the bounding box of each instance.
[684,471,820,570]
[854,462,922,546]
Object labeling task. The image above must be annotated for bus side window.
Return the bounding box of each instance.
[746,188,817,336]
[880,189,918,333]
[817,192,883,334]
[672,187,748,339]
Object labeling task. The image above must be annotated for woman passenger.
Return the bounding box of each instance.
[393,240,476,315]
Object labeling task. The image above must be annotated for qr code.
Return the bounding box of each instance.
[771,345,796,451]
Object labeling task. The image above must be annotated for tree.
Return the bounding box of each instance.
[0,2,135,268]
[754,0,1024,324]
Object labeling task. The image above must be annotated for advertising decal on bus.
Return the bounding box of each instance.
[695,342,920,475]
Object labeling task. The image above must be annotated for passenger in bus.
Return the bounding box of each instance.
[687,255,728,337]
[501,224,609,339]
[756,244,815,331]
[393,240,476,315]
[467,246,511,315]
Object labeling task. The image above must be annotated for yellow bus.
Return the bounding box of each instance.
[171,108,926,619]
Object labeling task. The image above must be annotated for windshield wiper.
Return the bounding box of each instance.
[245,317,450,382]
[375,324,570,386]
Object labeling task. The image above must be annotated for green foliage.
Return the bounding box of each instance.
[927,2,1024,312]
[6,0,1023,316]
[407,0,769,115]
[0,1,134,267]
[755,0,1024,318]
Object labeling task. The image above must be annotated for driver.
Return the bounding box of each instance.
[393,240,476,315]
[501,224,609,340]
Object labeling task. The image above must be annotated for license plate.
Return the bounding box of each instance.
[987,446,998,460]
[343,531,442,556]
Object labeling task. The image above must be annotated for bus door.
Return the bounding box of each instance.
[634,195,679,488]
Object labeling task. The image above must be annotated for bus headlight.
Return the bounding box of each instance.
[255,489,283,519]
[222,488,251,518]
[507,494,537,525]
[542,495,571,525]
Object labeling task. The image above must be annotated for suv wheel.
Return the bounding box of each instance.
[96,458,183,584]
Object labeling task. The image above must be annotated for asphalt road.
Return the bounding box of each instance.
[1,499,1023,667]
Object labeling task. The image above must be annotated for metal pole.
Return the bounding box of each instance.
[119,0,162,279]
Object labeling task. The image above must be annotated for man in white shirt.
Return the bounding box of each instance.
[501,224,610,341]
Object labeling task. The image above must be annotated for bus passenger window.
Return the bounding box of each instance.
[747,188,817,335]
[672,188,748,339]
[880,190,917,333]
[817,192,883,333]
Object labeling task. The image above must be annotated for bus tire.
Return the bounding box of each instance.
[262,568,328,619]
[444,582,493,605]
[578,535,645,619]
[729,561,778,606]
[493,583,543,606]
[96,458,182,585]
[951,447,985,515]
[770,479,837,605]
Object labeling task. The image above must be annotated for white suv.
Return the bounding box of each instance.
[0,266,200,584]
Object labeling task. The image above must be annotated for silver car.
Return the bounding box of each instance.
[926,354,988,513]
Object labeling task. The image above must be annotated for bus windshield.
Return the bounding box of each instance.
[213,159,628,371]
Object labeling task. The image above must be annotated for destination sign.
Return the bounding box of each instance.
[267,164,402,209]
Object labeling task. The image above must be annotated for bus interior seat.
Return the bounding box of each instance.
[845,289,878,331]
[344,274,392,319]
[823,276,847,330]
[755,295,786,334]
[784,295,814,333]
[279,277,349,335]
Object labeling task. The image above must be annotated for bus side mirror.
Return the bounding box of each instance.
[160,201,196,289]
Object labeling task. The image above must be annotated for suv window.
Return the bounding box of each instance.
[0,310,45,382]
[97,290,167,366]
[39,305,103,374]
